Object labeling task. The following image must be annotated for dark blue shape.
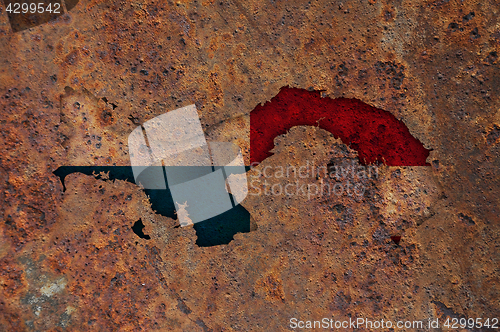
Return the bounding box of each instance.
[53,166,253,246]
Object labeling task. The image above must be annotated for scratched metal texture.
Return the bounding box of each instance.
[0,0,499,330]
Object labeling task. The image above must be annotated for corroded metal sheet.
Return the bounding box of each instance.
[0,0,499,330]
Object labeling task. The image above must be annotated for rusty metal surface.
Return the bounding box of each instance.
[0,0,499,330]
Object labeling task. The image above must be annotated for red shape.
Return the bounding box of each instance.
[390,236,402,245]
[250,87,430,166]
